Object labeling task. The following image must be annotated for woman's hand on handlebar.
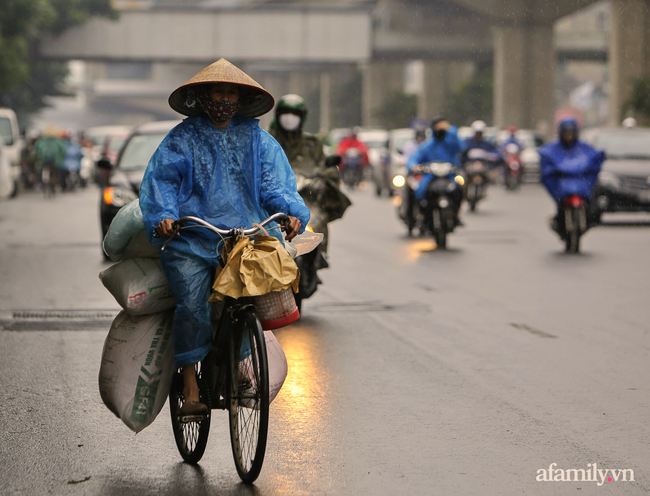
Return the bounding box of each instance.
[156,219,179,238]
[283,216,301,242]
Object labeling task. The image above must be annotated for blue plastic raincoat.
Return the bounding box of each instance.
[139,114,310,366]
[538,140,605,203]
[406,126,465,200]
[61,142,83,173]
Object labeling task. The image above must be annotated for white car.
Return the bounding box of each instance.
[0,108,24,198]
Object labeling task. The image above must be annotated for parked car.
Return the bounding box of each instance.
[581,126,650,218]
[0,108,24,198]
[84,125,133,162]
[99,120,180,257]
[84,125,133,185]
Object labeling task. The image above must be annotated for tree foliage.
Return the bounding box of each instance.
[0,0,116,122]
[375,90,418,130]
[443,66,493,127]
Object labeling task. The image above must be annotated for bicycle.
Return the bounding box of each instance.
[161,212,291,483]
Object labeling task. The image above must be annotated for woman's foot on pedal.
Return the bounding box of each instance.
[179,400,208,416]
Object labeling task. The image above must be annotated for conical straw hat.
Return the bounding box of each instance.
[169,58,274,119]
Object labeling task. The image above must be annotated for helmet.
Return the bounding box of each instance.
[558,117,579,135]
[471,120,487,133]
[275,94,308,124]
[430,115,446,129]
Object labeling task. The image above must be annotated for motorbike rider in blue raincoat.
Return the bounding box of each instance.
[538,118,605,237]
[406,116,465,227]
[139,59,310,416]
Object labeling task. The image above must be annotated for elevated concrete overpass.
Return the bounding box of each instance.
[41,0,648,132]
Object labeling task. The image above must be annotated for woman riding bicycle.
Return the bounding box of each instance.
[139,58,309,417]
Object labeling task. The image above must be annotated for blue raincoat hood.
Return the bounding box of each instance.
[538,139,605,202]
[139,114,310,260]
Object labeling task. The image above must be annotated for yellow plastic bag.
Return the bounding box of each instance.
[209,235,300,302]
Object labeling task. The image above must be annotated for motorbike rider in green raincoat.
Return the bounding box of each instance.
[269,94,351,307]
[269,94,351,252]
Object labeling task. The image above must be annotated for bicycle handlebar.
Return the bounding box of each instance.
[160,212,290,251]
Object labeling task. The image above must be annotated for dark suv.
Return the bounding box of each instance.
[582,127,650,219]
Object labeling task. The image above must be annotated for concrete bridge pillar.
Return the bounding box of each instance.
[610,0,650,125]
[361,61,405,126]
[493,22,554,136]
[419,61,474,121]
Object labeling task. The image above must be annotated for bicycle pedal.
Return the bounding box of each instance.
[178,413,207,423]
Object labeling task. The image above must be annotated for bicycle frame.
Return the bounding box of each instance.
[198,297,256,413]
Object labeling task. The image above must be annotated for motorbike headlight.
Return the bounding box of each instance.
[454,175,465,186]
[438,197,449,208]
[104,186,137,208]
[392,175,406,188]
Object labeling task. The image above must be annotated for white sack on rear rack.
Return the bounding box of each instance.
[99,257,176,315]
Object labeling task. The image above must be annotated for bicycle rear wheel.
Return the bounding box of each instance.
[228,310,269,483]
[169,365,211,464]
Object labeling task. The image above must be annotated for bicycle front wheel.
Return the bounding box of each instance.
[228,309,269,483]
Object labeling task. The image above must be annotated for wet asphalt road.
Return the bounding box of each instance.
[0,183,649,495]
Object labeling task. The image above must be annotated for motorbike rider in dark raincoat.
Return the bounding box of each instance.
[538,118,605,237]
[269,94,351,305]
[139,59,310,416]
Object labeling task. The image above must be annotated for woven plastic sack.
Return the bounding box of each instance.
[99,258,176,315]
[103,199,158,262]
[98,310,175,433]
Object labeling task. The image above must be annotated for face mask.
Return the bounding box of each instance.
[279,113,302,132]
[433,129,447,140]
[191,88,241,125]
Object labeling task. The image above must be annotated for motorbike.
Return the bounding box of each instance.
[463,148,497,211]
[554,194,590,254]
[292,155,349,311]
[342,147,364,189]
[502,143,523,191]
[399,161,464,248]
